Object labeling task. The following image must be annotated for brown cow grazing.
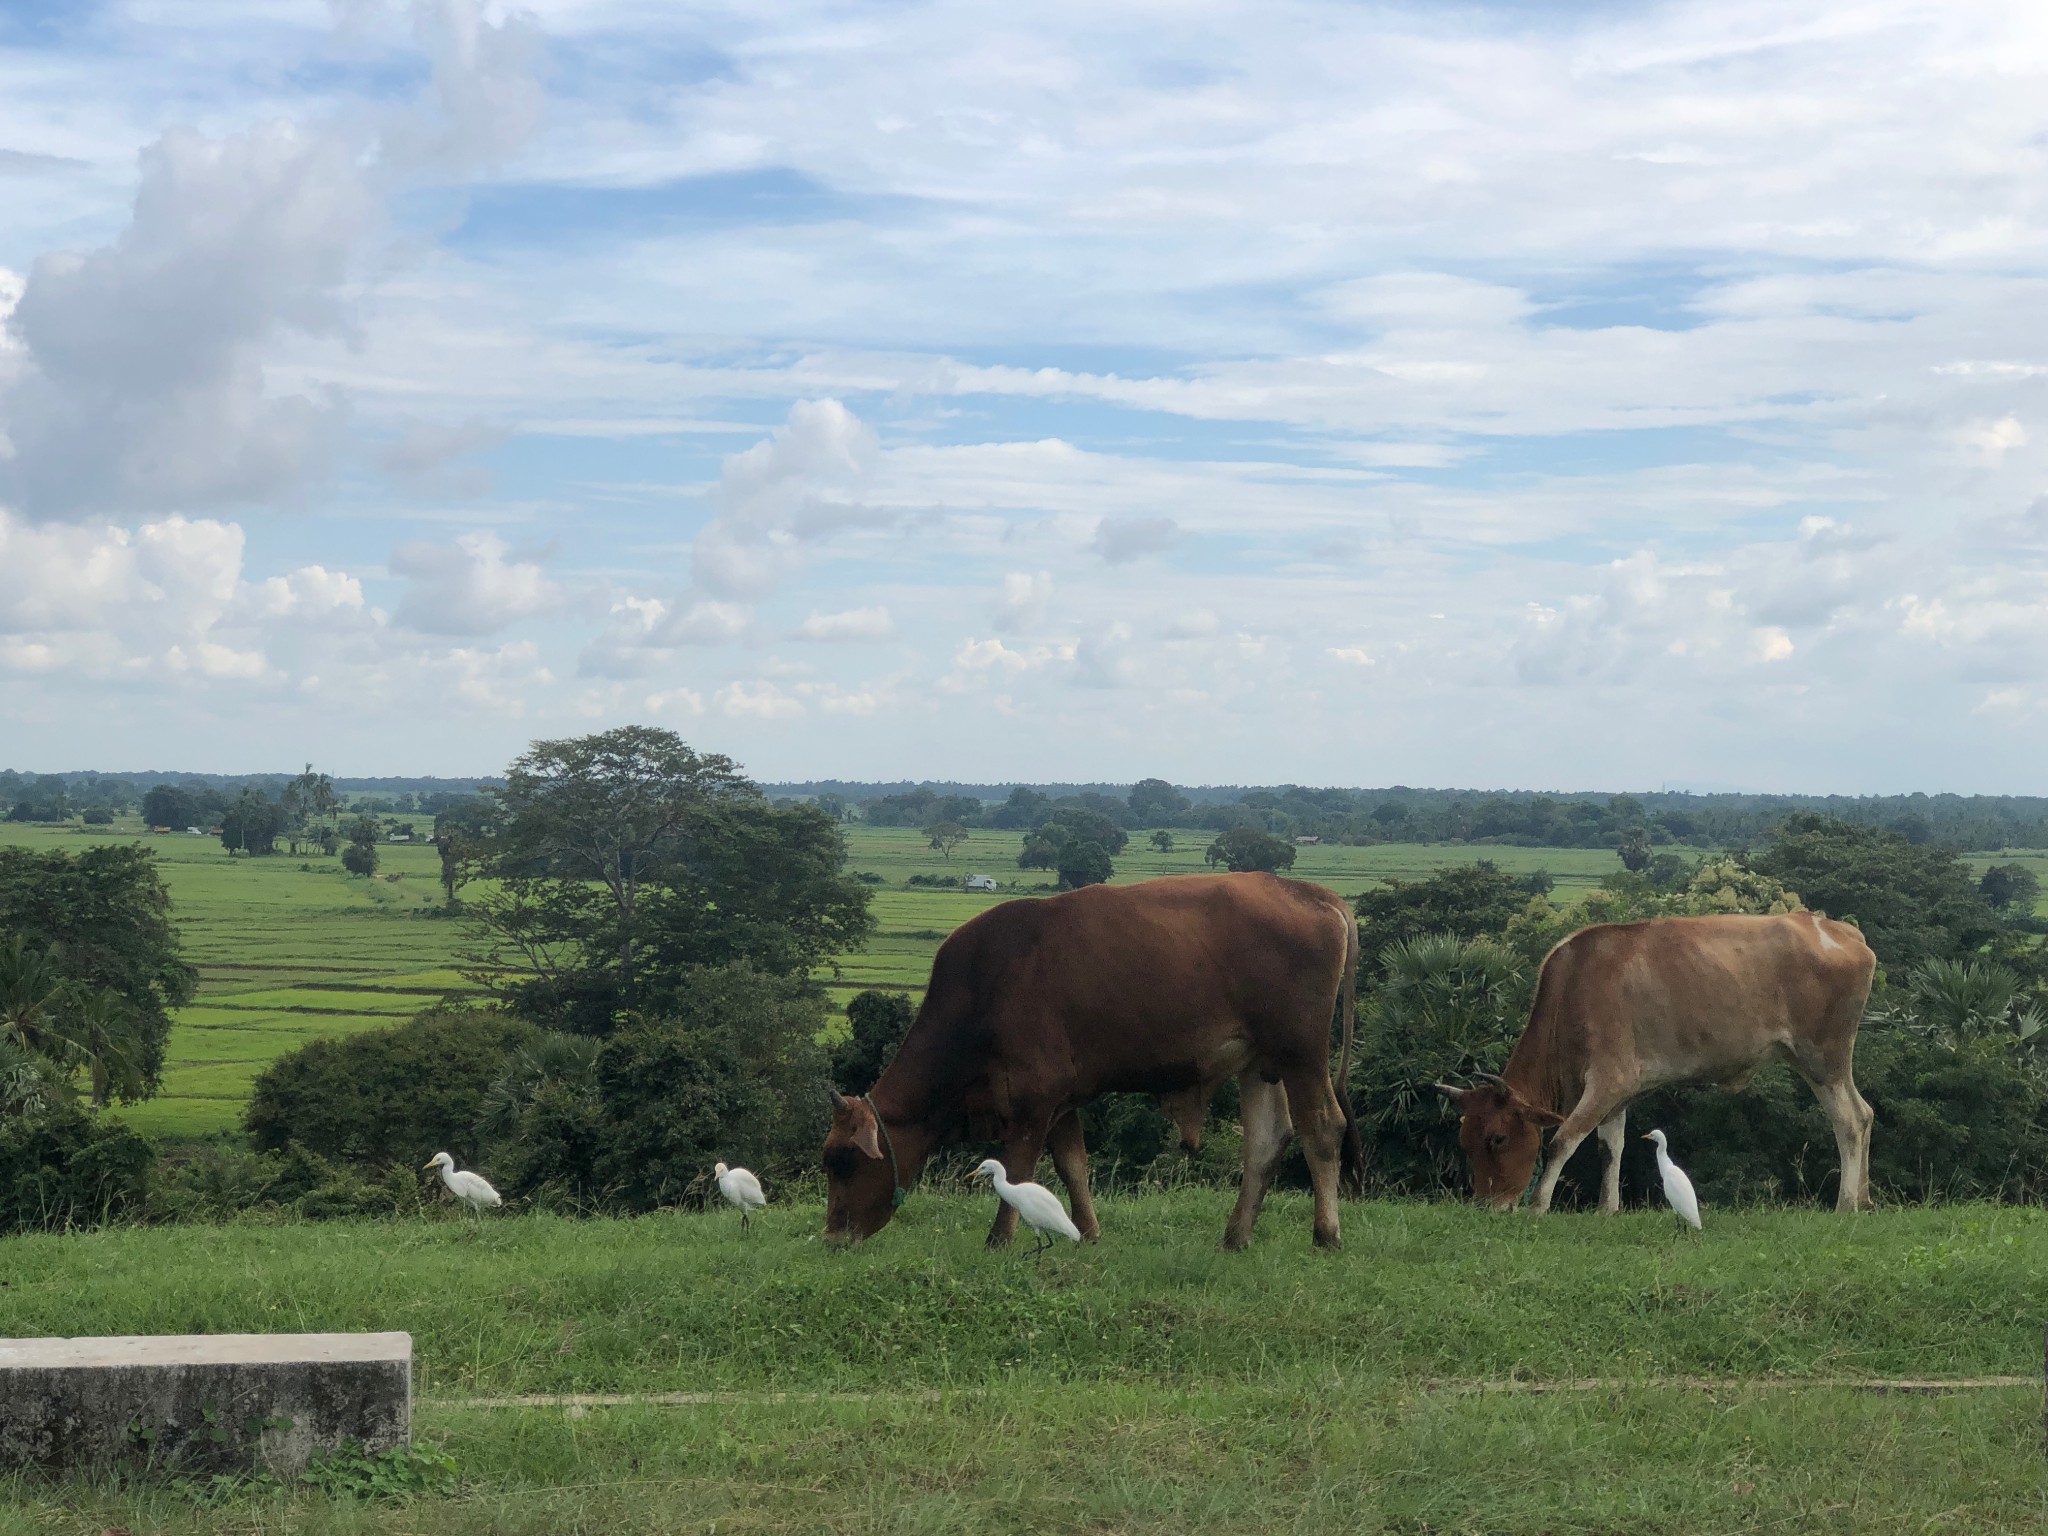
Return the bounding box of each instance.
[823,872,1364,1251]
[1437,911,1876,1214]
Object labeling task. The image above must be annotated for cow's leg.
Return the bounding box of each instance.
[1798,1068,1875,1212]
[1594,1106,1627,1215]
[1281,1066,1346,1250]
[1046,1108,1101,1241]
[1222,1076,1292,1251]
[987,1122,1051,1249]
[1530,1088,1626,1214]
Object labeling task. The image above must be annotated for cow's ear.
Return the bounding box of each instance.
[850,1102,883,1161]
[1515,1102,1566,1128]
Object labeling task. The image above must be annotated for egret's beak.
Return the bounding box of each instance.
[1639,1134,1654,1143]
[421,1160,434,1170]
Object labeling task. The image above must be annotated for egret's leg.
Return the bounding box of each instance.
[1594,1107,1627,1215]
[1222,1076,1292,1251]
[989,1123,1051,1249]
[1046,1110,1101,1241]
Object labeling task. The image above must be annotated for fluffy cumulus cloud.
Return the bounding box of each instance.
[391,531,562,635]
[12,1,2048,786]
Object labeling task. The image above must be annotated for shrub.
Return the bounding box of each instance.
[498,963,831,1210]
[246,1009,536,1168]
[831,989,914,1095]
[0,1107,154,1234]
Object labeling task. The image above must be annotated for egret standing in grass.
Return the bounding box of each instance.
[1641,1129,1702,1231]
[971,1158,1081,1257]
[714,1161,767,1234]
[423,1151,502,1212]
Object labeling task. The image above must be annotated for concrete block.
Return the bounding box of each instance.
[0,1332,412,1477]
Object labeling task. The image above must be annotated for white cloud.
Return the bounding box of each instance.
[692,399,882,598]
[793,605,894,641]
[993,571,1052,631]
[1091,515,1179,564]
[717,679,805,719]
[1327,646,1375,666]
[391,531,561,635]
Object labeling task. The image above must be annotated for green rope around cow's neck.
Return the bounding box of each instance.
[861,1093,907,1208]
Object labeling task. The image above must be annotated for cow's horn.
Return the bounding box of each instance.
[1474,1071,1510,1091]
[1434,1082,1466,1101]
[829,1088,850,1112]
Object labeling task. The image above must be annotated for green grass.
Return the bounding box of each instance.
[2,1197,2045,1531]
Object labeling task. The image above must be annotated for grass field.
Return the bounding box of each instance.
[6,817,2040,1141]
[2,1195,2045,1531]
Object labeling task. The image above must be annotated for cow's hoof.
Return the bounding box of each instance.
[1313,1230,1342,1251]
[1220,1232,1252,1252]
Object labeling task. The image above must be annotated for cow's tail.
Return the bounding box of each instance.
[1336,905,1366,1197]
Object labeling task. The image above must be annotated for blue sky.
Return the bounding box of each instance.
[4,0,2048,792]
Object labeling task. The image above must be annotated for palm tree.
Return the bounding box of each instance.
[0,1038,64,1118]
[1900,957,2044,1045]
[0,934,65,1055]
[62,989,149,1107]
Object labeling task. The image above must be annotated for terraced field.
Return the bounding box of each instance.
[12,813,2037,1141]
[0,822,476,1139]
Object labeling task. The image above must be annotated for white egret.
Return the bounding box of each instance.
[1641,1129,1701,1231]
[423,1151,502,1212]
[971,1158,1081,1256]
[714,1161,767,1233]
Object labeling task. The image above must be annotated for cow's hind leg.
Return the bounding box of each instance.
[1789,1054,1875,1212]
[1222,1076,1292,1251]
[1281,1066,1346,1249]
[1046,1108,1101,1241]
[1595,1106,1627,1214]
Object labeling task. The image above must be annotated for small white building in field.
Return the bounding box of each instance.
[964,874,999,893]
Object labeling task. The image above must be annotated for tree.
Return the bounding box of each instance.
[0,845,194,1097]
[1617,827,1653,873]
[830,989,915,1095]
[1018,829,1065,870]
[220,788,283,856]
[1056,839,1114,890]
[925,822,968,860]
[469,726,872,1031]
[62,988,150,1108]
[433,833,465,905]
[1128,778,1191,828]
[1042,806,1128,855]
[4,776,70,823]
[990,786,1053,830]
[281,763,338,853]
[1150,829,1175,853]
[1353,863,1529,971]
[1980,862,2042,915]
[1205,827,1297,874]
[1751,814,1999,968]
[342,816,380,878]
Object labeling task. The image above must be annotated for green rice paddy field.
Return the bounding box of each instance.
[6,820,2045,1141]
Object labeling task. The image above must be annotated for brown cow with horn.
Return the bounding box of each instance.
[1438,910,1877,1213]
[823,873,1365,1250]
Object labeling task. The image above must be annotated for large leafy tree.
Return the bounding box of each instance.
[0,846,194,1096]
[1751,814,2000,969]
[469,726,873,1031]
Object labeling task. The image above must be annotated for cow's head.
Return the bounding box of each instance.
[822,1089,899,1245]
[1436,1074,1565,1209]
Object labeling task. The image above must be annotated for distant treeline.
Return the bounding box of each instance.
[0,770,501,825]
[776,781,2048,852]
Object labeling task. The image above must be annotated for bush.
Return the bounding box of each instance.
[0,1107,154,1233]
[831,990,914,1095]
[341,841,378,878]
[246,1009,536,1168]
[498,963,831,1210]
[1354,863,1529,969]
